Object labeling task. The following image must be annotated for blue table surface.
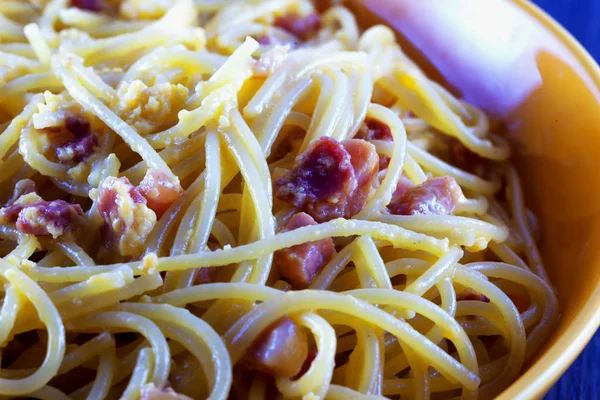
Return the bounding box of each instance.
[531,1,599,399]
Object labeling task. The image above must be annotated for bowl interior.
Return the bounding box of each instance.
[351,0,600,397]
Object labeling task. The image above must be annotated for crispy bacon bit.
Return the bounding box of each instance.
[98,177,145,216]
[275,137,355,219]
[356,118,393,141]
[274,13,321,41]
[1,204,25,222]
[244,316,308,378]
[55,116,99,164]
[274,212,335,289]
[378,155,390,170]
[5,179,36,206]
[274,137,378,222]
[56,133,99,164]
[138,169,182,218]
[65,116,90,135]
[457,289,490,303]
[392,176,416,200]
[0,200,83,238]
[388,176,466,216]
[71,0,103,12]
[344,139,379,214]
[356,118,393,170]
[140,383,192,400]
[97,176,156,257]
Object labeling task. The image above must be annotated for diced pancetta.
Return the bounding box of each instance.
[356,118,393,141]
[388,176,466,216]
[274,137,378,222]
[97,177,156,257]
[356,118,393,170]
[138,169,182,218]
[243,316,308,378]
[274,212,335,289]
[0,200,83,238]
[56,117,99,165]
[71,0,103,12]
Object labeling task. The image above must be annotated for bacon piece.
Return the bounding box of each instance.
[244,316,308,378]
[71,0,103,11]
[274,212,335,289]
[56,133,99,164]
[377,156,390,170]
[344,139,379,215]
[55,116,99,164]
[70,0,102,11]
[140,383,192,400]
[392,176,416,200]
[356,118,393,170]
[457,289,490,303]
[274,137,378,222]
[1,204,25,222]
[388,176,466,216]
[97,176,156,257]
[275,137,356,220]
[0,200,83,238]
[356,118,393,141]
[98,177,146,219]
[274,13,321,41]
[65,116,90,135]
[138,170,182,218]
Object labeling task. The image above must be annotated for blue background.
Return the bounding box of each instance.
[533,1,599,398]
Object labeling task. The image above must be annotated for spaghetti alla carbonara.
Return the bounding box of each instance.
[0,0,558,399]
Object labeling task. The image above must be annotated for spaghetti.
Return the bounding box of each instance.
[0,0,558,399]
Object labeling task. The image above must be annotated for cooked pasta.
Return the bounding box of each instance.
[0,0,558,399]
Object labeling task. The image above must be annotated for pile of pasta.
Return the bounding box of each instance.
[0,0,559,399]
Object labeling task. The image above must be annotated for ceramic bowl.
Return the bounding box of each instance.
[355,0,600,398]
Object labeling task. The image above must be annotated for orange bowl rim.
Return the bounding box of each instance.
[496,0,600,398]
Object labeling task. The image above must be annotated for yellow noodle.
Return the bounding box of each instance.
[355,104,407,219]
[26,385,72,400]
[67,311,169,388]
[86,343,116,400]
[0,263,65,396]
[0,1,558,398]
[23,24,51,66]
